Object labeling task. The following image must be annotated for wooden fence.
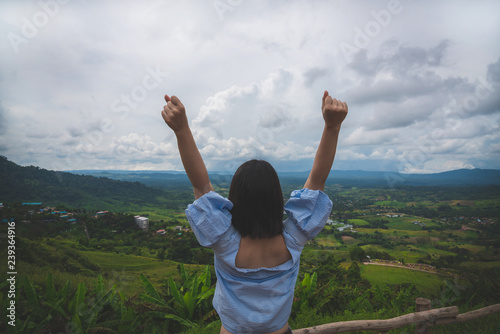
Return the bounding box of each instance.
[293,298,500,333]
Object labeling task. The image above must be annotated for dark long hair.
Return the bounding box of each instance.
[228,160,284,239]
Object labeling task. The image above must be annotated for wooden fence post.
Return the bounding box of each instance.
[415,298,432,334]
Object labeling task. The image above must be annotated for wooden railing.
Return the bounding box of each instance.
[293,298,500,333]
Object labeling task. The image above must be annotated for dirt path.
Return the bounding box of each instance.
[363,262,441,275]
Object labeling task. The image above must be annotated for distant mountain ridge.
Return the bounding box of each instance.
[327,169,500,187]
[2,155,499,210]
[69,167,500,187]
[4,154,498,211]
[0,156,171,210]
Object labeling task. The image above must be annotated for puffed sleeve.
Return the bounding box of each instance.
[185,191,233,248]
[284,188,333,247]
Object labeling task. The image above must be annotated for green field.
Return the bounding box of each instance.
[81,250,205,296]
[360,264,446,296]
[316,234,342,247]
[459,261,500,269]
[386,220,424,230]
[135,208,189,224]
[374,200,407,208]
[13,237,207,298]
[454,244,485,253]
[302,249,350,262]
[348,218,370,226]
[473,198,500,207]
[356,227,432,237]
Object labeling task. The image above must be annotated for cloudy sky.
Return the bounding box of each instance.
[1,0,499,173]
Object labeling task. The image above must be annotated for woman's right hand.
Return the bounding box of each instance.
[162,94,190,135]
[321,90,348,131]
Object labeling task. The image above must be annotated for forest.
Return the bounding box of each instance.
[1,157,500,333]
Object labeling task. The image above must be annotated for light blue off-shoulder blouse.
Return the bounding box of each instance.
[185,188,332,334]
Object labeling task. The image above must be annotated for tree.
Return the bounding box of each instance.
[347,261,361,284]
[98,238,114,251]
[315,253,346,285]
[168,240,193,263]
[349,246,366,262]
[89,238,98,248]
[157,248,166,261]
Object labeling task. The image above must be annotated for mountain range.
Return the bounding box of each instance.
[1,155,500,209]
[0,156,171,210]
[71,167,500,188]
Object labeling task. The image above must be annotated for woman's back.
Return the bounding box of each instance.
[236,235,292,269]
[186,188,333,333]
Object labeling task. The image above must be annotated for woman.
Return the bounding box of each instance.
[161,91,347,334]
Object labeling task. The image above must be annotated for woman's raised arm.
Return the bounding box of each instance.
[161,94,214,199]
[304,91,348,191]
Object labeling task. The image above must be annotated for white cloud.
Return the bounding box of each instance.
[403,160,475,174]
[343,127,400,146]
[1,0,500,173]
[337,149,369,161]
[189,69,320,166]
[369,148,397,160]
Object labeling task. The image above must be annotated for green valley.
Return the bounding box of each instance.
[1,158,499,333]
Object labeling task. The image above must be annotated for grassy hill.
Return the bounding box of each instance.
[0,155,192,211]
